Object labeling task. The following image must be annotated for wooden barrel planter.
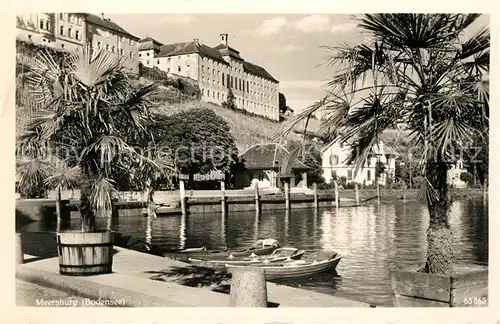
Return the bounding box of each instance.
[57,230,114,276]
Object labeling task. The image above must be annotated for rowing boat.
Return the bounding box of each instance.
[187,247,305,269]
[164,238,280,261]
[225,252,341,280]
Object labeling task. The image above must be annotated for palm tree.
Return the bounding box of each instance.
[17,44,161,232]
[277,14,489,275]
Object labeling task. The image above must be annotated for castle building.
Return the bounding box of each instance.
[140,33,280,121]
[138,37,163,68]
[16,13,140,73]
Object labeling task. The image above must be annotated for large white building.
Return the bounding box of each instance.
[139,33,280,121]
[322,139,397,186]
[16,13,140,73]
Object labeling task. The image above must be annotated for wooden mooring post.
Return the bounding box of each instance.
[334,180,339,208]
[254,182,260,214]
[403,183,407,204]
[377,182,381,206]
[354,183,360,206]
[221,181,228,216]
[56,189,62,232]
[483,179,488,203]
[180,180,187,216]
[313,183,318,209]
[284,182,290,210]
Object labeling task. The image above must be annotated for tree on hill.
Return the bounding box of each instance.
[222,87,236,110]
[300,143,325,186]
[151,108,238,188]
[279,92,287,114]
[279,92,294,116]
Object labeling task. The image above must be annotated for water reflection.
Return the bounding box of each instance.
[20,199,488,306]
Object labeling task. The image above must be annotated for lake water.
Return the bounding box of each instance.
[19,199,488,307]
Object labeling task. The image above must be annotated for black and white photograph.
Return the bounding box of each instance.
[1,2,498,323]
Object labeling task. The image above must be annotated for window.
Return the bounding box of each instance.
[59,25,64,35]
[167,58,171,62]
[39,20,44,29]
[347,170,353,181]
[222,73,225,86]
[157,60,159,65]
[167,68,170,72]
[120,48,124,55]
[367,170,371,181]
[121,36,125,43]
[75,30,80,40]
[227,75,230,87]
[247,81,249,92]
[222,94,225,101]
[178,66,181,72]
[77,17,82,25]
[146,52,150,57]
[230,76,233,87]
[61,44,65,48]
[68,27,72,38]
[106,44,109,51]
[212,91,215,98]
[207,90,210,97]
[59,13,64,20]
[70,15,75,23]
[187,64,190,68]
[239,79,242,90]
[139,53,141,57]
[96,41,101,48]
[111,46,115,53]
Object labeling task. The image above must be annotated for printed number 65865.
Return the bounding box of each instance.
[463,297,487,305]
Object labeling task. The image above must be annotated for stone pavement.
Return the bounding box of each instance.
[16,247,371,307]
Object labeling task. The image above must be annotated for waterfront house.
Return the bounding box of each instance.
[234,143,310,189]
[447,159,468,188]
[321,138,397,187]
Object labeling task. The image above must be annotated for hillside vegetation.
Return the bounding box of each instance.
[151,99,301,152]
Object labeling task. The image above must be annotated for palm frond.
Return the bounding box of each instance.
[44,164,82,191]
[71,44,122,88]
[89,175,118,213]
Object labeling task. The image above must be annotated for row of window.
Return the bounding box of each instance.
[95,41,135,58]
[59,13,83,26]
[59,26,81,40]
[201,64,276,90]
[201,89,277,114]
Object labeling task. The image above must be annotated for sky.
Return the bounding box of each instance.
[107,13,489,112]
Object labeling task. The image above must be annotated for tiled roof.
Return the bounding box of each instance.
[84,14,139,40]
[242,61,278,83]
[213,44,244,61]
[139,37,163,46]
[239,143,309,171]
[156,41,229,65]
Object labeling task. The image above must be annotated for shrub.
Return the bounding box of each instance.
[459,172,474,184]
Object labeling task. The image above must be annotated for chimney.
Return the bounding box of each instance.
[193,38,199,45]
[101,13,105,20]
[220,33,228,46]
